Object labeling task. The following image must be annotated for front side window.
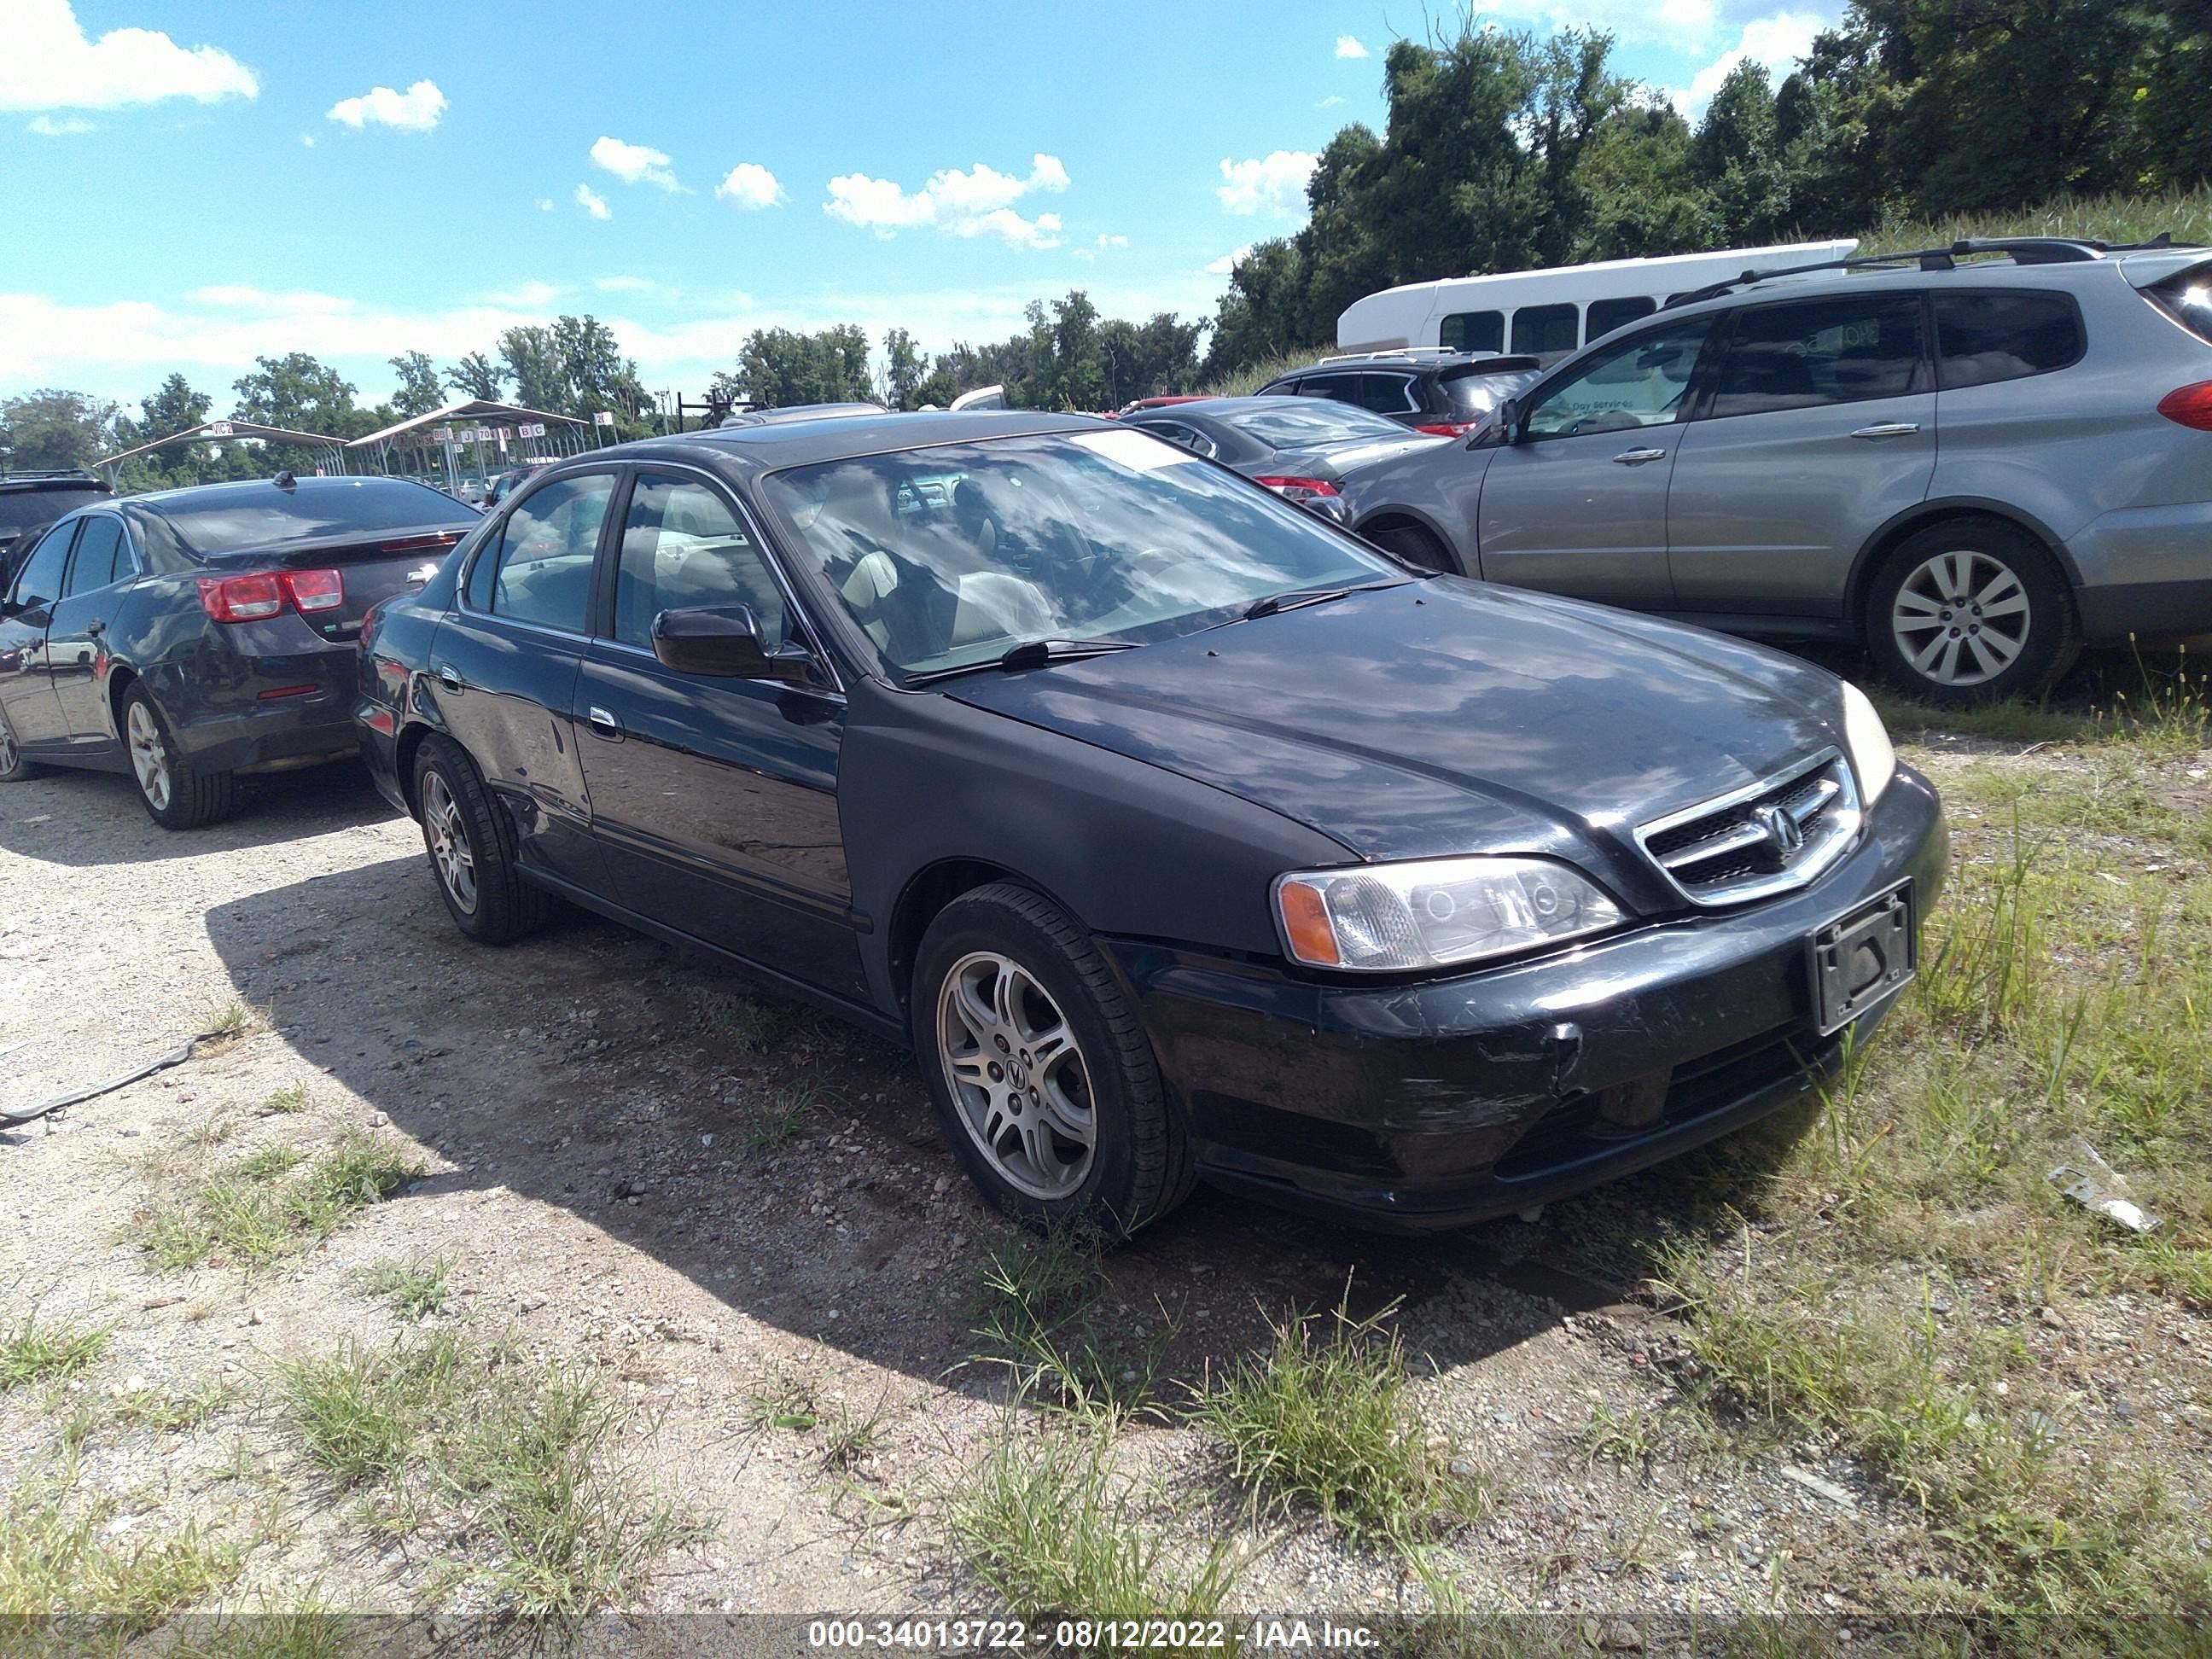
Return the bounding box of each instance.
[469,474,611,632]
[1522,317,1714,439]
[614,475,785,651]
[1441,311,1504,353]
[9,520,78,611]
[1708,294,1926,419]
[760,429,1400,678]
[1933,291,2086,388]
[61,516,126,597]
[1511,304,1580,357]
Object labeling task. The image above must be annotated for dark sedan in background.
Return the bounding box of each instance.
[358,411,1942,1234]
[1117,396,1446,505]
[0,474,474,826]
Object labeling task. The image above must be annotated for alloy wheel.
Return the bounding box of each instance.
[422,770,478,914]
[125,700,171,812]
[1889,550,2031,688]
[935,950,1096,1200]
[0,708,18,777]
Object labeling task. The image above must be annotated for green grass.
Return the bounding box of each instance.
[741,1373,820,1431]
[967,1229,1180,1421]
[255,1085,311,1117]
[200,999,255,1039]
[0,1473,242,1631]
[1858,185,2212,259]
[1195,347,1330,399]
[356,1256,453,1320]
[133,1132,422,1271]
[736,1084,830,1151]
[1190,1290,1487,1543]
[951,1418,1241,1627]
[107,1378,235,1435]
[275,1334,701,1621]
[0,1311,110,1390]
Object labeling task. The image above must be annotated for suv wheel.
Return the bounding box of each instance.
[913,882,1196,1232]
[0,701,36,783]
[411,736,554,943]
[1866,521,2079,706]
[121,684,236,829]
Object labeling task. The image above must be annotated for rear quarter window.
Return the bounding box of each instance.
[1933,291,2087,389]
[2144,261,2212,347]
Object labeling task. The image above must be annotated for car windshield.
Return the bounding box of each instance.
[1215,399,1408,447]
[760,428,1402,679]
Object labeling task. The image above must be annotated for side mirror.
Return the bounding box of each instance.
[1469,399,1519,448]
[650,605,815,682]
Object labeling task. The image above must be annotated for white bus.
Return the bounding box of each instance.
[1334,240,1861,362]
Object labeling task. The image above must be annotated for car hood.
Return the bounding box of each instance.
[946,579,1853,871]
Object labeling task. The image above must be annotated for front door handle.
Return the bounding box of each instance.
[1849,422,1921,439]
[436,665,464,694]
[585,705,622,739]
[1611,446,1668,466]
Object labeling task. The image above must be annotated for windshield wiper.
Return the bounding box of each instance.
[1237,578,1404,623]
[906,637,1137,684]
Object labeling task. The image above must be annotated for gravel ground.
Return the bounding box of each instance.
[0,755,2110,1627]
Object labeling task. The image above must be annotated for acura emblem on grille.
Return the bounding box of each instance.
[1752,802,1805,854]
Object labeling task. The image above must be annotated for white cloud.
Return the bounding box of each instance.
[535,196,553,212]
[574,183,611,220]
[715,162,784,209]
[824,154,1070,247]
[300,132,315,148]
[0,0,256,112]
[1318,94,1346,108]
[1071,232,1130,264]
[1468,0,1728,42]
[1216,151,1318,217]
[1203,244,1253,276]
[325,79,445,132]
[27,114,93,135]
[1334,33,1370,58]
[485,280,562,307]
[1677,10,1825,114]
[590,135,679,190]
[594,275,666,294]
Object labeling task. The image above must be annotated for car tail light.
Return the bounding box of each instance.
[2157,381,2212,431]
[1254,475,1340,502]
[1414,421,1476,437]
[195,568,345,623]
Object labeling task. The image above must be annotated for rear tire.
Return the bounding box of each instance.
[1368,521,1458,574]
[121,684,236,830]
[1866,520,2078,706]
[411,735,554,944]
[0,701,38,783]
[912,882,1196,1235]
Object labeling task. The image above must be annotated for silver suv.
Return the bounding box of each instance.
[1326,237,2212,702]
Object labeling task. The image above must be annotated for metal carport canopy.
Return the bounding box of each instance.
[98,418,351,473]
[345,400,587,449]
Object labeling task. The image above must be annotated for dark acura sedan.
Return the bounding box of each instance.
[0,475,474,825]
[1117,396,1446,506]
[356,413,1945,1231]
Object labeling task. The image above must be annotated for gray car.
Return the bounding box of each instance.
[1327,236,2212,702]
[1119,396,1447,502]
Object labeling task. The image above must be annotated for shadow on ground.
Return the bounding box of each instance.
[0,760,395,867]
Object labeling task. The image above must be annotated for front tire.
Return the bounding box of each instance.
[912,882,1195,1232]
[1866,521,2078,706]
[1368,521,1457,574]
[411,735,552,944]
[120,685,236,829]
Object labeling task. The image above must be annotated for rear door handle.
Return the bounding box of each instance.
[585,705,622,739]
[1849,422,1921,439]
[1611,446,1668,465]
[436,665,464,694]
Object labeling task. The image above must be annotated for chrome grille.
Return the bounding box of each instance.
[1635,748,1861,905]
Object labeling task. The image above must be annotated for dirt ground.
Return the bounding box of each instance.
[0,749,2199,1633]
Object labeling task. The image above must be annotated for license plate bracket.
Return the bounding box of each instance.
[1809,879,1915,1036]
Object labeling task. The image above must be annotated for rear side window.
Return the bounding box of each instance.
[1587,296,1657,341]
[468,474,612,632]
[61,516,126,596]
[1933,291,2087,387]
[2145,262,2212,346]
[1295,374,1359,405]
[9,521,77,611]
[1358,374,1418,414]
[1708,294,1926,419]
[1440,311,1504,353]
[1511,304,1580,356]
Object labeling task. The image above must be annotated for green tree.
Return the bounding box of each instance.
[0,389,117,470]
[387,352,445,418]
[230,353,359,474]
[709,325,874,409]
[497,325,568,413]
[1691,63,1796,243]
[114,373,216,486]
[882,327,928,409]
[444,352,505,401]
[551,314,646,420]
[1046,292,1107,410]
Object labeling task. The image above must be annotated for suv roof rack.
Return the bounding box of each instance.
[1661,232,2189,311]
[1315,346,1477,365]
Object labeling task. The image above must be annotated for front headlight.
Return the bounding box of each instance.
[1274,856,1625,971]
[1840,679,1895,806]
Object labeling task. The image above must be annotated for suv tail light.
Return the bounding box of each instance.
[196,568,345,624]
[2157,381,2212,431]
[1414,421,1477,437]
[1254,475,1339,501]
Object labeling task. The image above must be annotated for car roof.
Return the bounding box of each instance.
[1655,242,2212,321]
[585,410,1106,475]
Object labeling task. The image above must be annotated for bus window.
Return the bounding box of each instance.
[1440,311,1504,353]
[1511,304,1581,356]
[1586,295,1658,341]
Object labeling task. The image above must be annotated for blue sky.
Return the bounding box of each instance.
[0,0,1841,410]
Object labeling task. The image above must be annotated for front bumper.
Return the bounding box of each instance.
[1109,766,1947,1231]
